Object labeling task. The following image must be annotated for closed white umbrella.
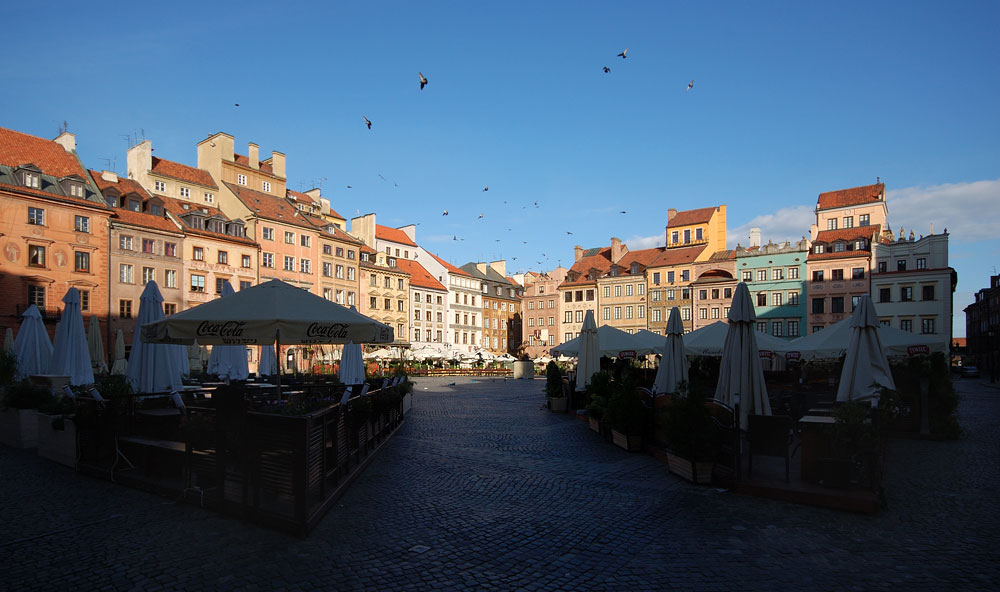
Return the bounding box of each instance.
[111,329,128,375]
[837,294,896,402]
[127,282,183,393]
[653,307,689,395]
[206,281,250,381]
[187,339,203,373]
[51,288,95,386]
[12,305,53,379]
[258,341,278,376]
[339,341,365,384]
[575,310,601,391]
[87,315,108,374]
[3,327,13,353]
[714,283,770,429]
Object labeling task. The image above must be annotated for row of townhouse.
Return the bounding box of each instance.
[522,182,954,354]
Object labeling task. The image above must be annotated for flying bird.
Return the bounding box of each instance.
[346,185,352,189]
[453,236,457,241]
[442,210,449,216]
[617,48,628,59]
[619,210,626,214]
[483,185,489,192]
[363,115,372,129]
[378,174,386,181]
[394,182,398,187]
[234,103,240,107]
[478,213,484,219]
[566,231,573,235]
[419,72,428,90]
[686,79,694,92]
[603,66,611,73]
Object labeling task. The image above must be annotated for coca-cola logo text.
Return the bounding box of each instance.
[306,323,349,339]
[196,320,246,337]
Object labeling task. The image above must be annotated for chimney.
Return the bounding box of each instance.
[399,224,417,243]
[304,188,322,201]
[574,245,583,262]
[248,143,259,169]
[489,260,506,278]
[271,151,286,178]
[749,227,761,248]
[349,213,375,246]
[101,170,118,183]
[126,140,153,182]
[667,208,678,224]
[476,262,488,275]
[610,237,627,263]
[54,132,76,152]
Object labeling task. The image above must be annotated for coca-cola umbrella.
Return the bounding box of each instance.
[142,279,394,387]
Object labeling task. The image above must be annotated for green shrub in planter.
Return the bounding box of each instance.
[584,371,613,421]
[0,350,18,386]
[659,383,718,461]
[2,380,53,410]
[606,386,646,436]
[545,361,564,399]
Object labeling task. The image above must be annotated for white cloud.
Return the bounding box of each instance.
[624,233,665,250]
[727,205,815,248]
[886,179,1000,242]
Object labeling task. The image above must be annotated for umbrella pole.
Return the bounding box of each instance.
[276,329,282,391]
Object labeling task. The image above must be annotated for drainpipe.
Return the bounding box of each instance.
[107,217,113,363]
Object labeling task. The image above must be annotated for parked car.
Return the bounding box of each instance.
[962,366,980,378]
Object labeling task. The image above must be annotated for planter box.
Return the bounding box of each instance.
[589,417,600,433]
[666,449,713,484]
[612,430,643,452]
[0,408,39,448]
[37,413,77,467]
[549,397,568,413]
[513,361,534,379]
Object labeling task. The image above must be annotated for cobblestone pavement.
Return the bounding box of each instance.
[2,376,998,591]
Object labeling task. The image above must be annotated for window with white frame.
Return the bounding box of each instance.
[165,269,177,288]
[28,207,45,225]
[180,187,190,198]
[237,174,247,185]
[262,181,271,192]
[204,192,214,203]
[262,227,274,240]
[300,259,311,273]
[154,180,166,192]
[119,263,134,284]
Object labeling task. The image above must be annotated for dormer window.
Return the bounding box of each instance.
[16,164,43,189]
[388,257,397,268]
[630,263,639,275]
[814,244,825,254]
[609,266,619,277]
[103,190,119,207]
[150,204,163,216]
[833,242,846,252]
[25,172,40,188]
[69,183,85,197]
[128,199,141,212]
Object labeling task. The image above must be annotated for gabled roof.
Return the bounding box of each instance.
[817,183,884,210]
[89,170,150,199]
[427,252,472,276]
[813,225,881,245]
[150,156,217,189]
[614,247,662,271]
[376,224,417,247]
[0,126,87,178]
[157,194,257,245]
[668,206,716,228]
[89,169,180,233]
[460,263,512,286]
[234,153,274,175]
[320,224,363,245]
[708,249,736,261]
[286,188,315,205]
[225,181,319,231]
[395,259,446,291]
[561,246,614,287]
[648,244,707,267]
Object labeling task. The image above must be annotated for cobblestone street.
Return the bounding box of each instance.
[2,376,998,591]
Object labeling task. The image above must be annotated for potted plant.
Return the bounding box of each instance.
[545,361,567,412]
[605,378,646,452]
[659,383,718,484]
[584,371,612,436]
[1,380,51,449]
[36,392,79,467]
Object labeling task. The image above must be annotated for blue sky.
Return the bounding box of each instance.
[2,1,997,336]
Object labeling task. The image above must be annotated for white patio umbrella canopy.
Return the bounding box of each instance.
[12,305,53,379]
[51,287,95,386]
[111,329,128,375]
[127,282,183,393]
[142,279,393,346]
[575,310,601,391]
[782,314,948,360]
[682,321,792,356]
[837,294,897,402]
[553,324,660,358]
[206,281,250,381]
[653,307,689,395]
[87,315,108,374]
[258,342,278,376]
[714,283,771,429]
[339,341,365,384]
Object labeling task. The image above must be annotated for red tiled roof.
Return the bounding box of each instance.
[395,259,446,291]
[157,194,258,245]
[708,249,736,261]
[286,189,315,205]
[88,170,150,198]
[321,224,362,245]
[226,181,319,231]
[817,183,884,210]
[376,224,417,247]
[111,207,183,233]
[648,244,707,267]
[808,250,873,262]
[668,206,717,228]
[0,126,88,178]
[428,252,472,276]
[360,245,377,255]
[234,153,274,175]
[813,225,881,245]
[617,247,662,270]
[150,157,217,189]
